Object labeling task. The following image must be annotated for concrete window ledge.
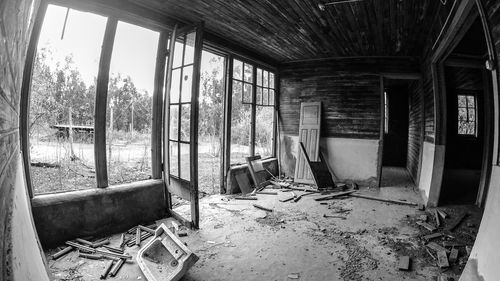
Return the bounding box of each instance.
[31,179,166,247]
[226,157,278,194]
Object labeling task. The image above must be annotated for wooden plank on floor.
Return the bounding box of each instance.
[423,233,443,241]
[314,190,356,201]
[437,250,449,268]
[398,256,411,271]
[449,248,458,263]
[434,209,441,227]
[416,221,437,232]
[427,242,449,253]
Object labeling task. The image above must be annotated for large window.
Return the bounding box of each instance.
[230,59,276,164]
[457,94,477,136]
[29,5,107,194]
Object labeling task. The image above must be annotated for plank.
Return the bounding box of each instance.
[253,204,273,212]
[350,194,418,206]
[315,190,356,201]
[417,221,437,232]
[434,209,441,227]
[423,233,443,241]
[449,248,458,263]
[427,242,449,253]
[436,250,449,268]
[436,209,448,220]
[235,171,253,195]
[398,256,411,271]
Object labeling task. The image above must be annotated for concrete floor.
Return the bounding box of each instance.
[47,177,478,281]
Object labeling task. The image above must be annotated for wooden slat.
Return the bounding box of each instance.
[95,18,118,188]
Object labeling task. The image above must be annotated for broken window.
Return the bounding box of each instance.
[457,94,476,136]
[106,21,159,185]
[230,59,276,164]
[29,4,107,194]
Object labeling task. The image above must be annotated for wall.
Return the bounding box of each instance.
[278,57,419,184]
[0,0,50,280]
[407,80,424,183]
[32,180,166,247]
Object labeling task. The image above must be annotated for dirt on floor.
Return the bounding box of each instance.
[45,183,482,281]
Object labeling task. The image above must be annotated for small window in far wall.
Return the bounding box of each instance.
[457,94,477,136]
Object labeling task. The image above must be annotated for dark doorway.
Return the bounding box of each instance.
[440,18,490,205]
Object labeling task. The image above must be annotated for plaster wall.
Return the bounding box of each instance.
[279,135,379,185]
[417,142,445,207]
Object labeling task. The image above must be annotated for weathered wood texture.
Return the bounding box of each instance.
[128,0,443,62]
[0,0,43,279]
[407,80,423,182]
[279,57,419,139]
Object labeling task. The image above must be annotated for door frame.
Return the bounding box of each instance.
[377,73,421,187]
[429,0,498,207]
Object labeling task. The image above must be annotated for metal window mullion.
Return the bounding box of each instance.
[222,56,233,192]
[177,35,186,178]
[250,65,257,156]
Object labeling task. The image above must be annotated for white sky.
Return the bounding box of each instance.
[37,4,159,95]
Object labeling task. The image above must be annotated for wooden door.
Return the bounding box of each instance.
[164,24,203,229]
[294,102,321,184]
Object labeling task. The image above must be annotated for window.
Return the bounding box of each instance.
[457,94,477,136]
[106,21,159,185]
[384,91,389,134]
[230,59,276,164]
[29,5,107,194]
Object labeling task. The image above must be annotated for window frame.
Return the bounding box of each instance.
[457,93,478,137]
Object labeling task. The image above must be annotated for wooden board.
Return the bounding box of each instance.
[298,142,335,189]
[449,248,458,264]
[416,221,437,232]
[234,170,253,195]
[294,102,321,184]
[398,256,411,271]
[246,156,269,189]
[427,242,449,253]
[437,250,449,268]
[423,233,443,241]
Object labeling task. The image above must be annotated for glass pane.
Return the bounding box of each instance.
[263,70,269,87]
[257,68,262,86]
[172,38,184,68]
[256,87,262,105]
[180,104,191,141]
[181,65,193,103]
[184,32,195,65]
[231,82,251,164]
[29,5,107,194]
[169,141,179,176]
[244,63,253,83]
[467,96,475,107]
[107,21,159,185]
[269,72,275,89]
[169,105,179,140]
[262,88,269,105]
[243,83,252,104]
[255,106,274,158]
[468,109,476,121]
[233,59,243,80]
[180,143,190,180]
[269,89,275,106]
[199,51,225,194]
[458,108,467,121]
[458,95,466,107]
[233,80,242,100]
[170,68,181,103]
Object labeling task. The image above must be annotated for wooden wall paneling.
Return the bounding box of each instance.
[94,18,118,188]
[407,80,424,182]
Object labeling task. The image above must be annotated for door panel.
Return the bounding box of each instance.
[294,102,321,184]
[163,24,203,228]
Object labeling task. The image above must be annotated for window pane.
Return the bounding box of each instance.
[180,104,191,141]
[169,141,179,176]
[243,83,252,104]
[255,106,274,158]
[231,83,251,164]
[172,38,184,68]
[467,96,475,107]
[184,32,195,65]
[181,65,193,103]
[262,88,269,105]
[180,143,190,180]
[458,95,466,107]
[170,68,181,103]
[263,70,269,87]
[269,73,275,89]
[244,63,253,83]
[468,109,476,121]
[29,5,106,194]
[233,59,242,80]
[233,80,242,100]
[256,87,262,105]
[107,21,159,185]
[458,108,467,121]
[269,89,275,106]
[169,105,179,140]
[257,68,262,86]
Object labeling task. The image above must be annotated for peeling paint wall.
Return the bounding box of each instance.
[0,0,49,280]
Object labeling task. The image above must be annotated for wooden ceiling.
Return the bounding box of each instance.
[129,0,446,63]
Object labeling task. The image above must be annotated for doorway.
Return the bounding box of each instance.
[381,79,412,187]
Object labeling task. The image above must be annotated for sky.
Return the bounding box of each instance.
[37,4,159,95]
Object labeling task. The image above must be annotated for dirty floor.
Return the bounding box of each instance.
[46,181,482,281]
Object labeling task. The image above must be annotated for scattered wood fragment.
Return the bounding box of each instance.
[283,186,320,193]
[416,221,437,232]
[109,258,125,277]
[315,190,356,201]
[323,214,346,219]
[423,233,443,241]
[79,252,102,260]
[418,203,425,211]
[138,225,156,234]
[75,238,94,247]
[92,240,109,248]
[101,260,114,279]
[398,256,411,271]
[449,248,458,263]
[279,196,295,203]
[434,209,441,227]
[270,180,291,188]
[437,209,448,219]
[52,246,73,260]
[119,233,126,249]
[436,250,449,268]
[234,196,258,200]
[257,191,278,195]
[350,193,418,206]
[135,228,141,246]
[287,273,300,279]
[253,204,273,212]
[443,241,470,247]
[448,213,468,232]
[66,241,132,259]
[126,232,152,247]
[102,245,124,254]
[427,242,449,253]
